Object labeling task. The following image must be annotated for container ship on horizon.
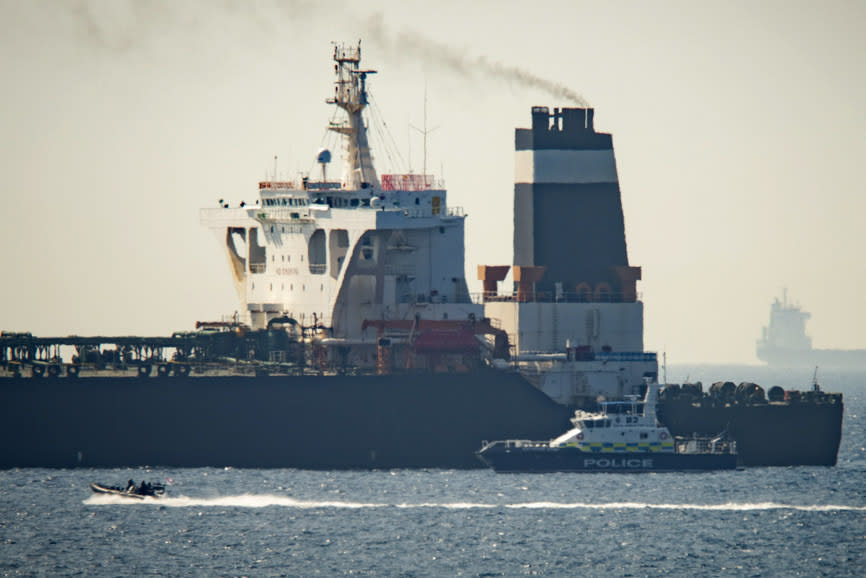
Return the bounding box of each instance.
[0,43,843,469]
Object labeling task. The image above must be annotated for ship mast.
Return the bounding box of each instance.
[327,42,379,190]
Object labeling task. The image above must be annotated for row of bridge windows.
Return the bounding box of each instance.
[263,197,308,207]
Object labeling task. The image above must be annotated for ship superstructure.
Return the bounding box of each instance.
[201,44,480,369]
[481,107,656,406]
[757,290,812,358]
[0,44,844,470]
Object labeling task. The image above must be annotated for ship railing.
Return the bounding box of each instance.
[595,352,658,363]
[250,263,266,274]
[380,174,445,191]
[259,181,298,190]
[446,206,464,217]
[675,437,737,455]
[478,290,643,304]
[482,439,547,450]
[309,264,327,275]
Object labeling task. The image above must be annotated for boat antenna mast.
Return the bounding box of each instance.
[327,41,379,190]
[410,83,439,180]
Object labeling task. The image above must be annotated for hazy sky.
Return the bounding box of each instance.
[1,0,864,364]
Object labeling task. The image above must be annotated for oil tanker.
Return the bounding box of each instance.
[0,43,843,469]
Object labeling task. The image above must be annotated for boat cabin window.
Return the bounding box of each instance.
[640,432,648,439]
[584,418,612,429]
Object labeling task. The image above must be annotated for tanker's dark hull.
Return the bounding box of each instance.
[0,372,843,469]
[657,398,844,466]
[0,371,572,469]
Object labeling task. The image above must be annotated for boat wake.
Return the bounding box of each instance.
[504,501,866,512]
[83,494,866,512]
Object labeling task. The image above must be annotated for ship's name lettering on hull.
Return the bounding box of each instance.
[583,458,653,469]
[276,268,300,276]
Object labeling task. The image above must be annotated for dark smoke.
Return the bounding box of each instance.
[364,13,589,106]
[46,1,588,105]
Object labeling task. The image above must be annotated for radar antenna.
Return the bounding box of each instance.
[317,148,332,182]
[409,84,439,182]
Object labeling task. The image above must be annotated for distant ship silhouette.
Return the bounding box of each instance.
[756,290,866,369]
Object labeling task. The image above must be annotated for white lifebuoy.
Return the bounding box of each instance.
[659,431,669,440]
[576,432,584,441]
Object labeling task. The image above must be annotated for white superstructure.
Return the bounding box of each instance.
[200,45,657,401]
[201,44,480,353]
[550,381,674,452]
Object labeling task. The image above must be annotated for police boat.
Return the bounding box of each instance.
[477,381,739,473]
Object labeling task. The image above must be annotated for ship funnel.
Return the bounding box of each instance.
[514,106,633,299]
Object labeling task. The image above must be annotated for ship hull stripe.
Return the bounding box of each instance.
[515,150,618,184]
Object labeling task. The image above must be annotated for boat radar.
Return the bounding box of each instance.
[317,147,332,182]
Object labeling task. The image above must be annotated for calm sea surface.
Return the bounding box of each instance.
[2,366,864,576]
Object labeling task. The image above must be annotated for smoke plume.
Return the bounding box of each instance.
[364,13,589,107]
[41,1,589,106]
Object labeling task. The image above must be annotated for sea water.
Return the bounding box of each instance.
[2,366,865,576]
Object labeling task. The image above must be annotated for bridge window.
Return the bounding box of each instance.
[329,229,349,279]
[248,228,267,274]
[308,229,326,275]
